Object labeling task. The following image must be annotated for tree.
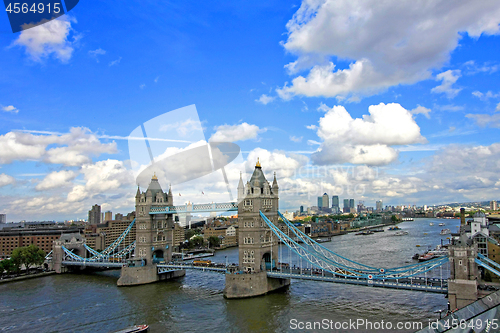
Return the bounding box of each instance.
[0,259,16,276]
[208,236,221,248]
[391,215,399,222]
[189,236,204,248]
[10,245,46,273]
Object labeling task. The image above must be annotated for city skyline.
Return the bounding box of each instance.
[1,1,500,221]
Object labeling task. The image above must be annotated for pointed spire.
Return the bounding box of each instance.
[272,171,278,188]
[152,172,158,180]
[136,185,141,197]
[168,184,172,195]
[256,158,261,168]
[238,171,244,188]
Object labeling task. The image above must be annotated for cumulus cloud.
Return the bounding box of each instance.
[290,136,303,143]
[0,174,15,188]
[310,103,426,165]
[1,105,19,114]
[210,123,265,142]
[431,70,462,98]
[67,159,134,202]
[13,17,76,62]
[0,127,117,165]
[256,94,275,105]
[277,0,500,100]
[410,105,431,119]
[35,170,77,191]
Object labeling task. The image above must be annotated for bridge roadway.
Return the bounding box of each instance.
[61,260,447,293]
[267,268,447,294]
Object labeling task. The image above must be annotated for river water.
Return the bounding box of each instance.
[0,218,460,333]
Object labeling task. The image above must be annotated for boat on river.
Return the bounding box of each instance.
[429,222,434,226]
[440,229,451,235]
[113,325,149,333]
[394,230,409,236]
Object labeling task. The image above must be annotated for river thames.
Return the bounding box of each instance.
[0,218,460,333]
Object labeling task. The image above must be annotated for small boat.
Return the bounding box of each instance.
[355,230,374,235]
[418,253,436,262]
[440,229,451,235]
[429,222,434,226]
[394,230,409,236]
[388,226,401,231]
[439,223,445,226]
[113,325,149,333]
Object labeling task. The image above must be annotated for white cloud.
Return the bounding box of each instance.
[410,105,431,119]
[0,127,117,165]
[1,105,19,114]
[311,103,426,165]
[290,136,303,143]
[67,159,134,202]
[497,103,500,112]
[466,113,500,128]
[472,90,499,101]
[434,104,465,112]
[140,84,146,89]
[256,94,275,105]
[0,174,15,188]
[13,17,76,62]
[88,48,106,62]
[210,123,265,142]
[109,56,122,66]
[431,70,462,98]
[277,0,500,100]
[36,170,77,191]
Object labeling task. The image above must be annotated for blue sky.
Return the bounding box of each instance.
[1,1,500,221]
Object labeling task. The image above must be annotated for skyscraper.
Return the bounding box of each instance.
[343,199,349,213]
[88,204,101,224]
[300,206,304,213]
[104,211,113,221]
[349,199,355,209]
[332,195,339,213]
[0,214,5,223]
[376,200,383,212]
[317,197,323,209]
[322,193,329,210]
[491,201,498,211]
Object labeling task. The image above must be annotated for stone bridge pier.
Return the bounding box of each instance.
[51,233,86,273]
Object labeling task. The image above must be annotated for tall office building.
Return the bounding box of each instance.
[317,197,323,209]
[332,195,339,213]
[322,193,329,210]
[349,199,355,209]
[300,206,304,214]
[104,211,113,221]
[491,201,498,211]
[0,214,6,224]
[343,199,349,213]
[88,204,101,225]
[376,200,383,212]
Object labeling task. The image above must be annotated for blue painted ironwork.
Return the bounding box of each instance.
[261,211,448,280]
[267,271,447,294]
[475,258,500,277]
[157,263,226,274]
[149,202,238,215]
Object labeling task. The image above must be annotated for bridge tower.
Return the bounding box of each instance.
[118,174,185,286]
[448,243,479,310]
[224,160,290,298]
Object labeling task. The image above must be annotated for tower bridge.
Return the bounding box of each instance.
[48,160,500,309]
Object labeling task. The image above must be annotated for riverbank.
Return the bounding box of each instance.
[0,270,56,284]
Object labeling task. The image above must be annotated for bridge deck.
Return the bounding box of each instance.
[267,271,447,294]
[62,261,124,268]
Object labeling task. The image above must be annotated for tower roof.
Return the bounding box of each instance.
[146,174,163,197]
[256,158,261,168]
[249,162,268,187]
